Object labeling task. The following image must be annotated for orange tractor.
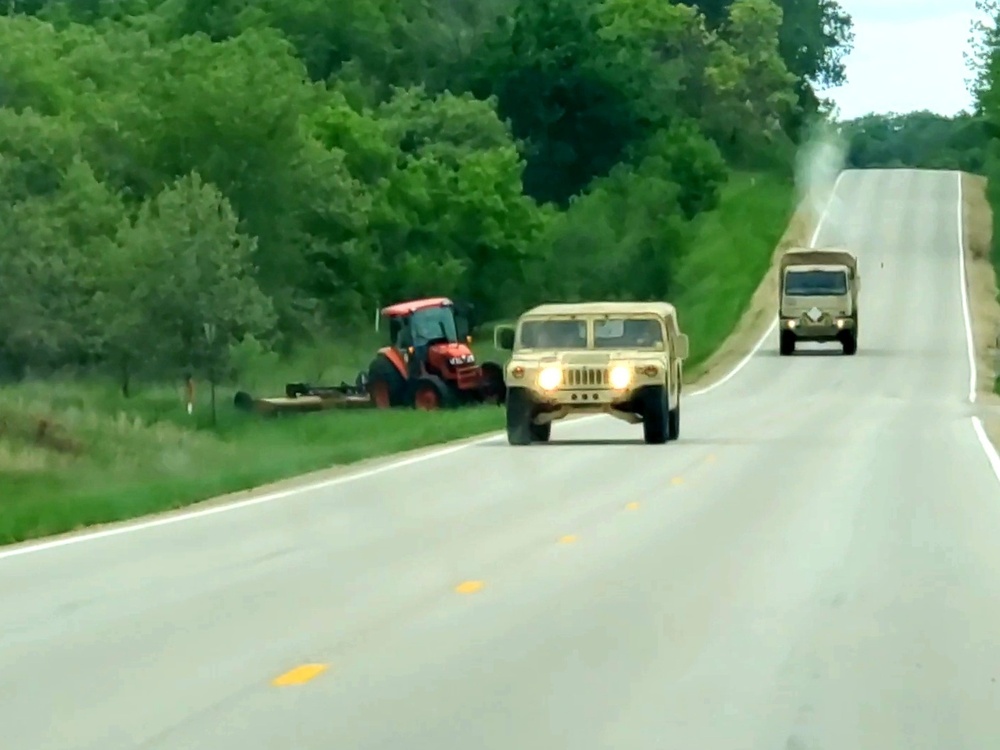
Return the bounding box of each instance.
[365,297,506,410]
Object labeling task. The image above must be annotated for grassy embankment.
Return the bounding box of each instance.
[0,171,795,545]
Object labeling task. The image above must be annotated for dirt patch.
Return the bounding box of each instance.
[962,173,1000,395]
[687,199,817,388]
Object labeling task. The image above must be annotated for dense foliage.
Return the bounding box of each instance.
[969,0,1000,259]
[841,111,988,172]
[0,0,853,387]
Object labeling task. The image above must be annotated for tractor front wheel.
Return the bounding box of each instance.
[413,376,452,410]
[479,361,506,405]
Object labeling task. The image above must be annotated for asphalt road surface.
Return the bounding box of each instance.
[3,168,1000,749]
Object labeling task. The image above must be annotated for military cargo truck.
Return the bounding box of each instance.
[778,247,859,356]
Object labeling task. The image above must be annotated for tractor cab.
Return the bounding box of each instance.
[385,297,470,353]
[366,297,504,410]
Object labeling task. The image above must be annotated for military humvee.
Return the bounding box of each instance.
[778,247,859,355]
[493,301,689,445]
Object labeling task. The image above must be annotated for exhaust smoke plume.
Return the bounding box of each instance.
[794,123,848,247]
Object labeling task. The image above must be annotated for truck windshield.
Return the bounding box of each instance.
[410,306,458,345]
[593,318,664,348]
[518,320,587,349]
[785,270,848,296]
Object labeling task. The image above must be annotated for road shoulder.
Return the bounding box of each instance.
[960,172,1000,449]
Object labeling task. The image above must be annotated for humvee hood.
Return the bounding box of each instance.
[514,350,657,364]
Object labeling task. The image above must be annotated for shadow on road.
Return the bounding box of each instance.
[475,437,762,447]
[756,347,893,357]
[474,438,643,447]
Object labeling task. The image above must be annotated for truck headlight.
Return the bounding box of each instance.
[609,365,631,389]
[537,366,562,390]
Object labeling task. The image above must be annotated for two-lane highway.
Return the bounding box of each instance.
[2,168,1000,749]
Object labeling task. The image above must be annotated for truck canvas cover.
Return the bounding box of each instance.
[779,247,858,278]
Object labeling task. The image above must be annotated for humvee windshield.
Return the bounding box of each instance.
[518,319,587,348]
[784,269,848,296]
[594,318,664,348]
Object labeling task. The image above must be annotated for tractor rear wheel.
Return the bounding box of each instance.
[367,354,406,408]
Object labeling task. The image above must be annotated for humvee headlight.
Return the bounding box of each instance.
[537,366,562,390]
[835,318,845,328]
[609,365,632,389]
[786,319,797,328]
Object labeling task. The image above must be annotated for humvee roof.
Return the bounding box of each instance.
[520,301,678,317]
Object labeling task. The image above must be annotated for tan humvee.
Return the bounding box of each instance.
[493,301,689,445]
[778,246,859,356]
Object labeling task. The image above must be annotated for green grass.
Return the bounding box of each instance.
[0,170,794,545]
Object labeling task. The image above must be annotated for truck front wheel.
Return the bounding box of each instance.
[841,330,857,355]
[779,330,795,356]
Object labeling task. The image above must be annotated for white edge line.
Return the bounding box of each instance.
[972,417,1000,480]
[955,170,977,404]
[0,170,849,561]
[690,170,846,397]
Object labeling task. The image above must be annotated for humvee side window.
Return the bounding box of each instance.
[519,320,587,348]
[594,318,663,348]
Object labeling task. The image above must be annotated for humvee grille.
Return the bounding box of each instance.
[565,366,609,387]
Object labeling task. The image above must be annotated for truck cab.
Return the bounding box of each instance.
[778,247,859,356]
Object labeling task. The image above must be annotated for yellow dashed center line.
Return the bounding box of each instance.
[455,580,484,594]
[625,501,640,510]
[706,454,717,463]
[671,476,684,485]
[271,663,328,687]
[558,534,578,543]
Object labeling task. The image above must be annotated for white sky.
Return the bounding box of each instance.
[823,0,985,118]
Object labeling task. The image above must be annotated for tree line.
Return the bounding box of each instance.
[0,0,853,389]
[841,111,987,173]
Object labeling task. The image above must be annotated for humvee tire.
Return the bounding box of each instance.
[667,400,680,441]
[841,330,857,355]
[642,386,669,444]
[529,422,551,442]
[506,388,534,445]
